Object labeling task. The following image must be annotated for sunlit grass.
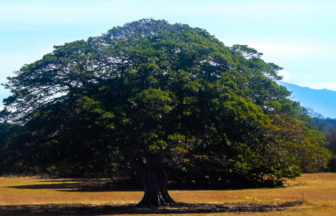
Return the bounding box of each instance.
[0,177,142,205]
[1,173,336,215]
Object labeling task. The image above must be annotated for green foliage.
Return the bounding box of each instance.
[0,19,331,186]
[0,121,25,174]
[311,117,336,172]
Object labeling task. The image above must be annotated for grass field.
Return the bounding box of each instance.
[1,173,336,215]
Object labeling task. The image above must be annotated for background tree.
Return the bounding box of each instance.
[0,19,331,206]
[311,116,336,171]
[0,121,24,175]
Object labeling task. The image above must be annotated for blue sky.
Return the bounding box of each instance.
[1,0,336,108]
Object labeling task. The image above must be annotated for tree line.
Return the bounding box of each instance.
[310,117,336,171]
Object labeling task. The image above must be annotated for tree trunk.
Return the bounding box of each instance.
[137,162,175,207]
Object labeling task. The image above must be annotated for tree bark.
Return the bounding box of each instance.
[137,161,175,207]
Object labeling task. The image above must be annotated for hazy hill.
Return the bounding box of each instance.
[278,81,336,119]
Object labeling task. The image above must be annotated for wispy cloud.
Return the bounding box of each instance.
[278,70,290,81]
[0,0,130,26]
[278,72,336,91]
[1,0,335,26]
[222,38,336,62]
[310,83,336,91]
[193,1,333,17]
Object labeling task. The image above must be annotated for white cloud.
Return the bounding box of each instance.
[219,37,336,64]
[222,38,336,62]
[310,83,336,91]
[0,1,130,25]
[195,1,332,17]
[1,1,335,26]
[278,70,290,81]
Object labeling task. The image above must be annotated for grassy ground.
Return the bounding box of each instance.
[1,173,336,215]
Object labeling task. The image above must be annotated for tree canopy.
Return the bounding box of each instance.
[0,19,331,206]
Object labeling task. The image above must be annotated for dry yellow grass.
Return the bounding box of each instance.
[1,173,336,215]
[0,177,142,205]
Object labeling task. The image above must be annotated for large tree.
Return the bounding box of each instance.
[0,19,331,206]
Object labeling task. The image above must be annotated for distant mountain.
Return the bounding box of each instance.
[278,81,336,119]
